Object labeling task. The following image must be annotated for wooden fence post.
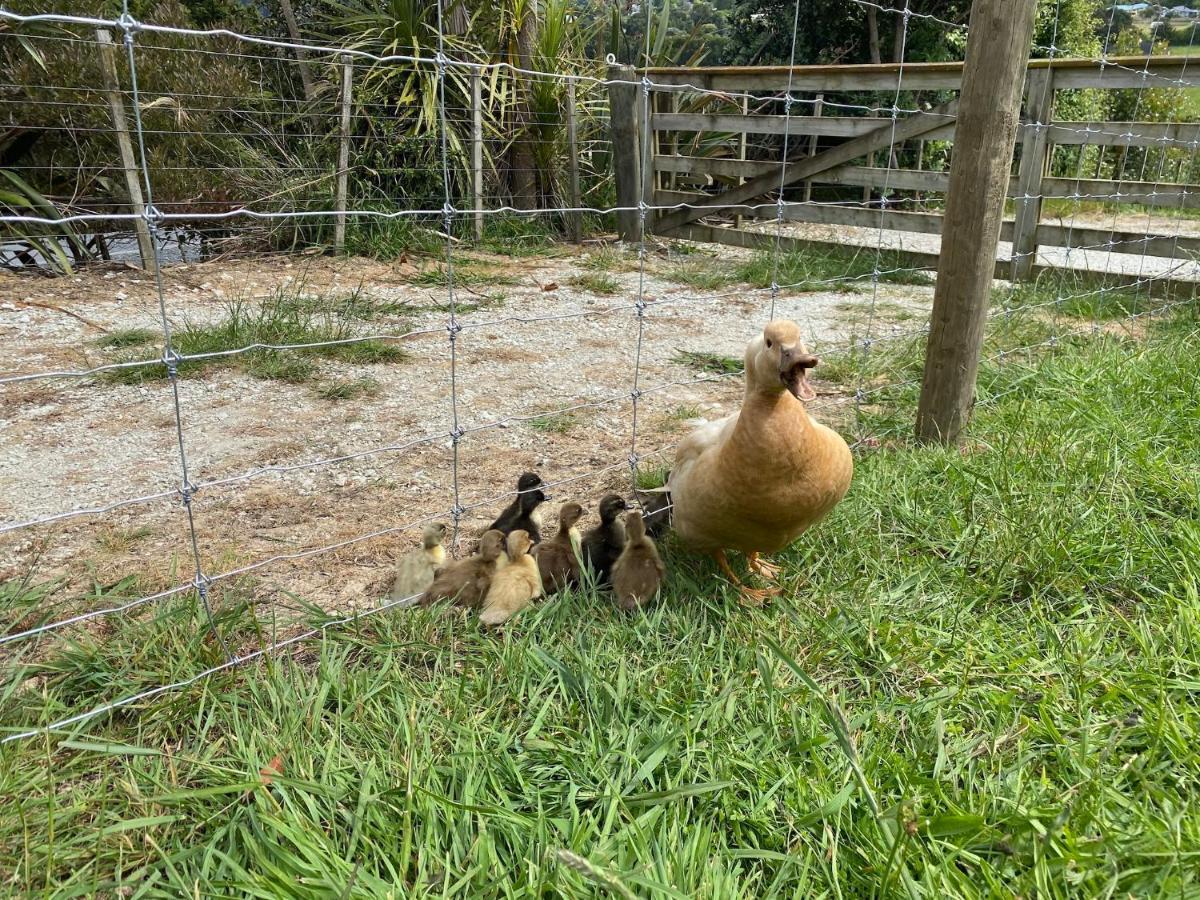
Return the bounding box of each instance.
[565,78,582,242]
[607,64,641,242]
[1010,67,1054,280]
[334,55,353,253]
[95,29,157,275]
[915,0,1038,445]
[471,69,484,242]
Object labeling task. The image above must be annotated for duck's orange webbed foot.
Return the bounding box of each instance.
[713,549,779,607]
[747,552,781,582]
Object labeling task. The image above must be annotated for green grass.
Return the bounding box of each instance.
[4,310,1200,896]
[669,404,701,421]
[672,348,744,376]
[95,328,158,350]
[527,411,579,434]
[665,247,934,293]
[581,246,637,273]
[568,271,621,295]
[315,376,382,401]
[101,287,409,384]
[412,262,518,288]
[634,463,671,490]
[667,257,732,290]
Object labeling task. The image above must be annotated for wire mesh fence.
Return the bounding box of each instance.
[2,0,1199,745]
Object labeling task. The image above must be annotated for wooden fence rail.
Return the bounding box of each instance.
[616,55,1200,284]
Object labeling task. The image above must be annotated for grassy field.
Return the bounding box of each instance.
[2,304,1200,896]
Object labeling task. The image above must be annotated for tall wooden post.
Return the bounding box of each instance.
[95,29,156,275]
[607,64,641,242]
[915,0,1038,444]
[334,55,353,253]
[471,70,484,242]
[565,78,583,243]
[1010,67,1055,280]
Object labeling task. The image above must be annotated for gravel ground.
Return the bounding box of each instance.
[0,239,931,626]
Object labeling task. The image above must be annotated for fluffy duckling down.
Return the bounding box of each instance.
[581,494,628,587]
[420,529,507,609]
[533,501,585,595]
[667,320,852,605]
[389,522,448,603]
[480,530,542,626]
[611,510,666,612]
[487,472,549,544]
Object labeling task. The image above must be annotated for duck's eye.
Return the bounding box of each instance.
[766,339,773,349]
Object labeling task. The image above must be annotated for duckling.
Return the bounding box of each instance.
[533,501,585,595]
[634,484,673,539]
[420,529,507,608]
[479,530,542,626]
[580,494,628,587]
[487,472,549,544]
[389,522,448,603]
[611,510,666,612]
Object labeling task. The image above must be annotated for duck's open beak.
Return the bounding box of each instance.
[780,349,819,402]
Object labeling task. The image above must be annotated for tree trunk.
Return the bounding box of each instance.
[892,10,906,63]
[509,0,540,209]
[278,0,319,131]
[867,7,882,64]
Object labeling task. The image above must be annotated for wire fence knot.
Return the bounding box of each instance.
[161,347,182,377]
[449,425,465,444]
[117,11,140,34]
[179,479,198,506]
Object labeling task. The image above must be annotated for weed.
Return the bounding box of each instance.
[528,412,578,434]
[412,263,518,288]
[96,328,158,350]
[737,246,934,290]
[568,271,620,295]
[672,349,744,375]
[669,404,701,420]
[581,245,636,273]
[315,377,382,401]
[634,463,671,489]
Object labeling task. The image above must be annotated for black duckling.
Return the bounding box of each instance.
[487,471,549,544]
[580,493,628,587]
[612,510,666,612]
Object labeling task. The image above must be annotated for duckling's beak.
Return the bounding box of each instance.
[779,347,819,402]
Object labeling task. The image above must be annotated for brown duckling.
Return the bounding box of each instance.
[420,529,507,608]
[479,530,543,626]
[611,510,666,612]
[487,472,549,544]
[533,501,585,595]
[581,493,628,587]
[389,522,448,603]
